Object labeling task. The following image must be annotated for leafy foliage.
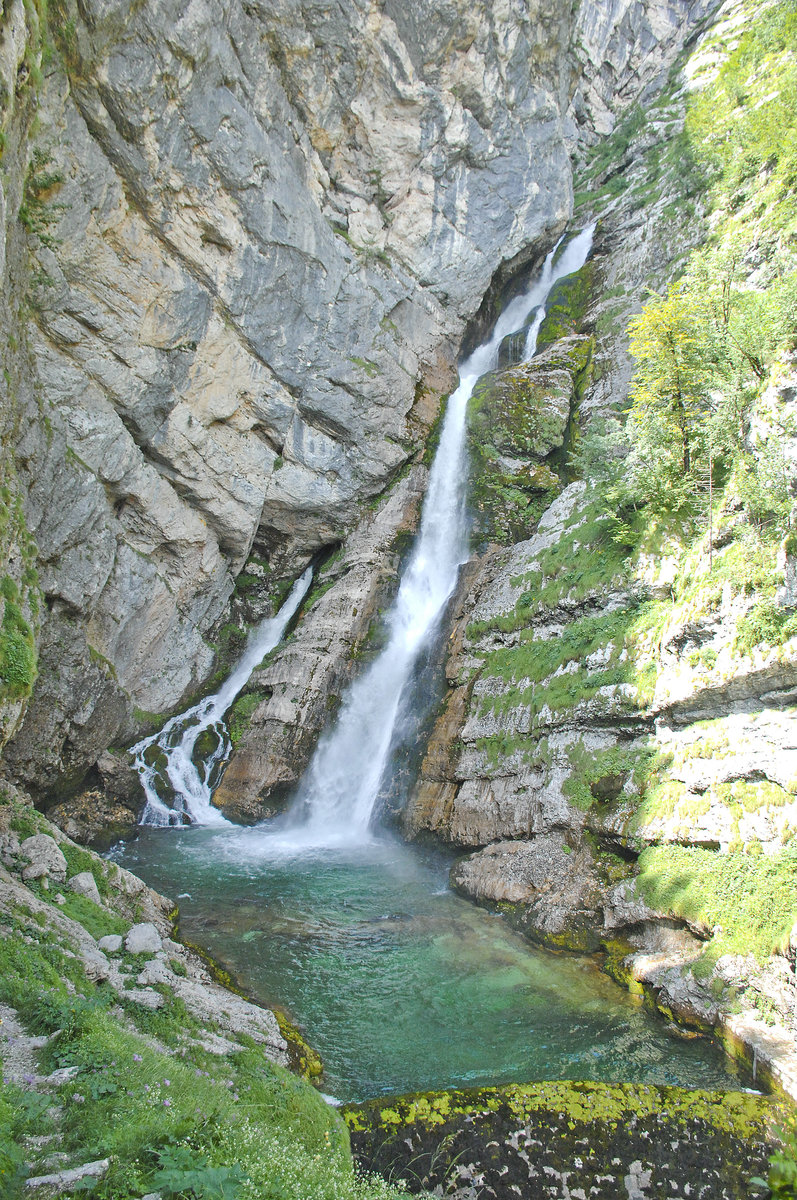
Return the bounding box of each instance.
[753,1115,797,1198]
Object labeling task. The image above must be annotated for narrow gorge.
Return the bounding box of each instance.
[1,0,796,1196]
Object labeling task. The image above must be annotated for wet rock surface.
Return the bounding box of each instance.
[344,1080,780,1199]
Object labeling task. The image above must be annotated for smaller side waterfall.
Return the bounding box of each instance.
[133,566,313,827]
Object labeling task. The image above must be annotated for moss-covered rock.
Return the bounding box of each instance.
[275,1010,324,1081]
[467,338,594,545]
[344,1079,781,1199]
[536,260,595,351]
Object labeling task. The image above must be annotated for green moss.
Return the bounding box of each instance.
[345,1077,775,1141]
[0,500,40,704]
[228,690,266,745]
[715,778,793,812]
[734,597,797,656]
[535,262,595,351]
[564,742,658,811]
[467,363,572,545]
[0,597,37,698]
[274,1010,324,1081]
[349,356,380,378]
[600,936,640,992]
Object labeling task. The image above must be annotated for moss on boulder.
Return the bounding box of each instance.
[467,337,593,545]
[344,1079,781,1199]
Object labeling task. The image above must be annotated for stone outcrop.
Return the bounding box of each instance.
[213,465,427,820]
[0,787,288,1061]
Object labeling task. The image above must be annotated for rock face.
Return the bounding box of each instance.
[213,465,427,820]
[19,832,67,886]
[1,0,577,798]
[0,0,718,805]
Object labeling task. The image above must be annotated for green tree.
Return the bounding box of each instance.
[627,286,709,478]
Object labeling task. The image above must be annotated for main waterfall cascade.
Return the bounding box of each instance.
[133,566,313,826]
[286,224,596,847]
[131,226,594,835]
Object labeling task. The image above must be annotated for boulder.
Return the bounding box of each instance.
[19,834,67,886]
[97,934,123,953]
[68,871,102,905]
[125,922,163,955]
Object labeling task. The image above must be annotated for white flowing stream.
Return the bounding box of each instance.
[282,224,596,848]
[133,566,313,826]
[131,225,593,837]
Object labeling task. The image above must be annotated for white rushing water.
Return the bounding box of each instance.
[133,566,313,826]
[284,224,596,848]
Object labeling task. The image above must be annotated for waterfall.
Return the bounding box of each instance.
[133,566,313,827]
[286,224,596,848]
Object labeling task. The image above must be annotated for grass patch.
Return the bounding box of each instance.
[0,894,415,1200]
[57,892,127,941]
[564,742,658,811]
[636,843,797,963]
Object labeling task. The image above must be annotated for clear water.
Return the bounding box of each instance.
[116,224,743,1105]
[114,827,745,1103]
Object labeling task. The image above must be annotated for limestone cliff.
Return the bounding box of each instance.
[2,0,573,798]
[210,0,717,819]
[0,0,715,808]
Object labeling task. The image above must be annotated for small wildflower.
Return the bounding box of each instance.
[144,1084,150,1092]
[163,1078,170,1086]
[72,1093,85,1104]
[132,1054,142,1062]
[163,1098,171,1107]
[22,1073,35,1086]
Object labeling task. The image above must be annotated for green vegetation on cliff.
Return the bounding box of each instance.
[637,842,797,964]
[0,495,40,713]
[571,0,797,977]
[459,0,797,1010]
